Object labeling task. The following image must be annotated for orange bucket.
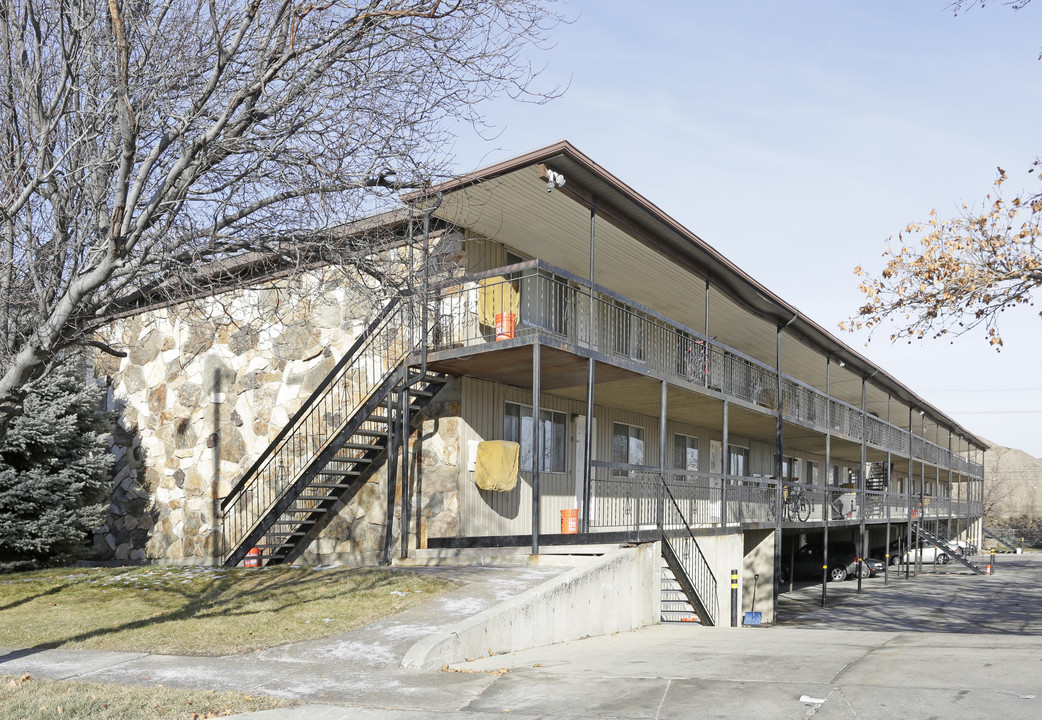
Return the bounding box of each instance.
[561,509,578,534]
[244,548,261,568]
[495,312,516,340]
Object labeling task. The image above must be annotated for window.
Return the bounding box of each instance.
[728,444,748,477]
[673,434,699,472]
[782,456,799,481]
[806,460,820,484]
[505,402,566,473]
[830,464,841,486]
[846,467,861,486]
[613,423,645,473]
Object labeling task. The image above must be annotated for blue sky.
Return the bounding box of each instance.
[449,0,1042,457]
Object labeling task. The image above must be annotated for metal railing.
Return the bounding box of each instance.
[584,462,717,625]
[432,262,984,477]
[661,481,719,626]
[588,467,982,533]
[219,298,410,562]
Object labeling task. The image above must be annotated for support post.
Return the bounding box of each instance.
[822,356,831,607]
[773,324,784,612]
[722,398,729,518]
[532,342,541,556]
[582,359,594,533]
[906,406,914,580]
[885,450,892,585]
[582,201,596,533]
[399,384,411,560]
[858,376,867,594]
[658,380,668,529]
[382,380,400,565]
[730,569,738,628]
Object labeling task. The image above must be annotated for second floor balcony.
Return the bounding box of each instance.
[423,260,985,479]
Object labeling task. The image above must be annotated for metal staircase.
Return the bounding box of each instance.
[660,562,701,623]
[659,480,718,626]
[916,525,986,575]
[983,527,1020,552]
[219,298,446,567]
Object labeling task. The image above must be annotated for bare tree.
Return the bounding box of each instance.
[845,168,1042,347]
[0,0,562,440]
[848,1,1042,347]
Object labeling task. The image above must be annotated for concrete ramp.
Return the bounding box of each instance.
[401,542,661,669]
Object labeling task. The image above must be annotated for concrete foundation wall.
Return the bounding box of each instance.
[401,543,661,669]
[687,533,745,627]
[742,530,776,625]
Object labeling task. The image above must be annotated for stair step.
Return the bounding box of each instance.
[271,519,317,527]
[318,468,364,477]
[308,482,353,490]
[338,441,381,451]
[296,494,336,501]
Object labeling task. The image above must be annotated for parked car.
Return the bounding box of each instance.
[858,557,886,579]
[900,539,953,565]
[871,539,908,566]
[782,541,878,583]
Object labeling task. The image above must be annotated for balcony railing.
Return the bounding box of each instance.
[432,262,984,477]
[586,466,983,533]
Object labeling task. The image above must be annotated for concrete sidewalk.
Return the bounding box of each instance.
[0,563,569,710]
[4,554,1042,719]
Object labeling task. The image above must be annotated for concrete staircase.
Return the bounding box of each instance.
[660,563,702,624]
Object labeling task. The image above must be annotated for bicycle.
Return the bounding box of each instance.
[766,483,812,523]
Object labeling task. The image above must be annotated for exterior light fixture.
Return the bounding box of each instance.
[538,163,566,193]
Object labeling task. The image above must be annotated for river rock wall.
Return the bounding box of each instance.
[92,273,461,564]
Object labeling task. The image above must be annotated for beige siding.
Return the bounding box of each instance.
[458,378,587,537]
[456,377,825,537]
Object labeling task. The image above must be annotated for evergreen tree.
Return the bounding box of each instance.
[0,361,111,571]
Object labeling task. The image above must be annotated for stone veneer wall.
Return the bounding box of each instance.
[93,272,462,564]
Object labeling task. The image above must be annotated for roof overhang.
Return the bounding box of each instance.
[410,141,988,450]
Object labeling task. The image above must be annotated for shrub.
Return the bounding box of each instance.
[0,361,111,571]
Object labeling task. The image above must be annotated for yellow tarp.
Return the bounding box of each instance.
[474,440,520,492]
[477,276,520,326]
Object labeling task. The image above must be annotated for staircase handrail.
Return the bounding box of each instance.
[983,527,1020,552]
[220,297,413,563]
[221,297,402,512]
[659,475,719,626]
[917,525,986,575]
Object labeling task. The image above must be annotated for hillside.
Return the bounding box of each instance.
[983,440,1042,539]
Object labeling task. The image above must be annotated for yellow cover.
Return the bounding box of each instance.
[474,440,520,492]
[477,276,520,326]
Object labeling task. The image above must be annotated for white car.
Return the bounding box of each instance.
[902,540,954,565]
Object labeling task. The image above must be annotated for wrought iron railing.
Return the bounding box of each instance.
[219,298,409,561]
[588,466,982,533]
[583,462,717,625]
[431,261,983,478]
[661,481,718,626]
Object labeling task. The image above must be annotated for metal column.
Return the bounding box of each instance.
[581,201,596,533]
[532,342,541,556]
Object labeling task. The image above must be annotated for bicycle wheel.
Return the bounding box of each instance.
[795,496,811,523]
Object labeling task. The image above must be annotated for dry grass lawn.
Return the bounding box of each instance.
[0,564,455,656]
[0,672,292,719]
